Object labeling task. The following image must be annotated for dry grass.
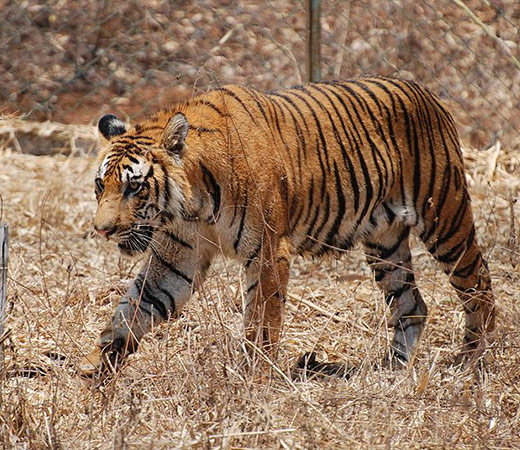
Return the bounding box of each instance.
[0,128,519,449]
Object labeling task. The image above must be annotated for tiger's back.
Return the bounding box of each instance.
[174,78,469,261]
[81,77,495,377]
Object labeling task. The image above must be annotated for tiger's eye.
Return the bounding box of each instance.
[125,180,142,196]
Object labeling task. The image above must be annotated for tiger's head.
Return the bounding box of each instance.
[93,113,191,256]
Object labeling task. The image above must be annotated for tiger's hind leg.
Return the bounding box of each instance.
[421,208,495,364]
[364,222,428,366]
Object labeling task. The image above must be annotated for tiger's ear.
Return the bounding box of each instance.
[163,113,189,155]
[98,114,127,140]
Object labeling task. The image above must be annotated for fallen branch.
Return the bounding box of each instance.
[0,118,97,155]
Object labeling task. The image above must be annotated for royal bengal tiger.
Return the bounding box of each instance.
[80,77,495,377]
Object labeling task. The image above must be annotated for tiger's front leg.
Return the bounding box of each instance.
[243,236,290,371]
[80,236,211,377]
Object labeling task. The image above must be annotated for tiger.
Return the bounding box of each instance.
[80,77,495,377]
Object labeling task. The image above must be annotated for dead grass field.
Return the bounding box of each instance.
[0,130,519,448]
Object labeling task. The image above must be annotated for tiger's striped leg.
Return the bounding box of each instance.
[243,236,290,367]
[423,223,495,363]
[80,245,212,376]
[364,224,428,366]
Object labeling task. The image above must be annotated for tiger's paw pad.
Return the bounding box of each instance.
[292,352,355,380]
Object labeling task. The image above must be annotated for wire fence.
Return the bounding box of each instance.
[1,0,519,152]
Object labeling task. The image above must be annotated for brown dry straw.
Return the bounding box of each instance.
[0,121,519,448]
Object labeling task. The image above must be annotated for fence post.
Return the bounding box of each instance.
[0,223,7,368]
[305,0,321,82]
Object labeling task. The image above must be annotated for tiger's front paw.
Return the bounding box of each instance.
[79,337,137,378]
[79,346,105,378]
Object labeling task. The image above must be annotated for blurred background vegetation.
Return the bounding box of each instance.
[1,0,519,153]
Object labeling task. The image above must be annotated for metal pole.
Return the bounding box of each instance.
[306,0,321,82]
[0,224,7,368]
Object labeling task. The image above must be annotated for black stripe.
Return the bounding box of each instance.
[382,78,415,106]
[321,82,373,223]
[349,80,395,186]
[403,82,438,223]
[133,138,156,145]
[385,273,416,304]
[421,161,451,243]
[214,87,259,125]
[299,198,322,253]
[453,167,462,191]
[436,192,469,246]
[234,191,248,253]
[289,88,331,172]
[247,281,259,294]
[453,254,480,279]
[352,83,394,193]
[269,97,295,162]
[288,198,305,234]
[141,282,169,320]
[350,80,386,117]
[165,230,193,250]
[161,165,171,207]
[310,192,331,244]
[153,178,160,199]
[308,84,360,214]
[435,240,466,264]
[411,120,421,210]
[374,264,399,282]
[364,78,399,118]
[242,87,271,125]
[268,92,311,135]
[157,286,176,316]
[363,79,406,204]
[189,125,220,133]
[302,175,315,225]
[267,99,296,211]
[365,227,410,260]
[127,154,140,164]
[316,141,327,199]
[402,83,437,223]
[272,96,304,178]
[154,253,193,285]
[277,255,290,265]
[324,160,346,246]
[194,100,227,116]
[245,243,262,269]
[134,273,145,294]
[199,162,221,223]
[328,82,387,200]
[138,304,153,316]
[383,202,396,223]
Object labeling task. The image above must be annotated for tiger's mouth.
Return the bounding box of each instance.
[116,225,155,256]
